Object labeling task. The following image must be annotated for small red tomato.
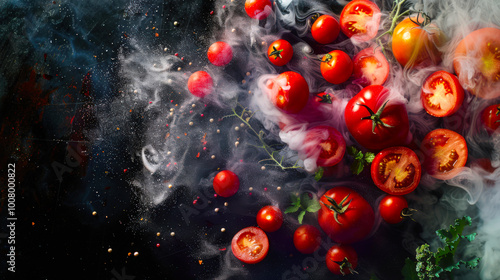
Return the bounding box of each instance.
[311,15,340,44]
[421,71,464,117]
[481,104,500,133]
[267,71,310,114]
[213,170,240,197]
[267,39,293,66]
[245,0,272,20]
[207,41,233,66]
[339,0,381,42]
[303,125,346,167]
[379,195,410,224]
[256,205,283,232]
[187,71,213,98]
[293,225,321,254]
[326,245,358,275]
[231,227,269,264]
[320,50,353,84]
[353,47,389,87]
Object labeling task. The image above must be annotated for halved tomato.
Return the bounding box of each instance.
[420,129,468,180]
[303,125,346,167]
[371,146,421,195]
[339,0,381,42]
[353,47,389,87]
[231,227,269,264]
[421,71,464,117]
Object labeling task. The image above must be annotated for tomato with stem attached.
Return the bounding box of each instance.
[318,187,374,244]
[267,71,310,114]
[326,245,358,275]
[353,47,390,87]
[371,146,421,195]
[187,71,213,98]
[213,170,240,197]
[421,71,464,117]
[293,225,321,254]
[320,50,353,84]
[231,227,269,264]
[379,195,411,224]
[481,103,500,132]
[245,0,272,20]
[256,205,283,232]
[267,39,293,66]
[311,15,340,44]
[303,125,346,168]
[344,85,410,150]
[207,41,233,67]
[420,129,468,180]
[339,0,381,42]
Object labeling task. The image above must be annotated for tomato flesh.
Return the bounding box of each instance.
[340,0,381,42]
[231,227,269,264]
[353,47,389,86]
[421,71,464,117]
[304,126,346,167]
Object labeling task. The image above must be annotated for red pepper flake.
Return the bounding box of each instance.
[196,152,200,158]
[124,169,128,173]
[219,248,226,251]
[156,243,160,248]
[174,53,179,56]
[155,33,159,37]
[210,11,214,15]
[223,5,226,8]
[264,187,268,191]
[200,114,204,117]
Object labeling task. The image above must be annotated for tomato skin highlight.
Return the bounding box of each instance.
[326,245,358,275]
[392,17,444,68]
[353,47,390,87]
[453,27,500,99]
[187,71,213,98]
[245,0,272,20]
[311,15,340,44]
[256,205,283,232]
[293,225,321,254]
[318,187,374,244]
[421,71,464,117]
[268,71,310,114]
[231,227,269,264]
[207,41,233,67]
[481,103,500,133]
[303,125,346,167]
[320,50,353,84]
[344,85,410,150]
[267,39,293,66]
[379,195,409,224]
[213,170,240,197]
[420,129,468,180]
[371,146,421,195]
[339,0,381,42]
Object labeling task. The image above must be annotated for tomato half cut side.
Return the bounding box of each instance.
[421,129,468,180]
[353,47,389,86]
[231,227,269,264]
[304,125,346,167]
[339,0,381,42]
[421,71,464,117]
[371,146,421,195]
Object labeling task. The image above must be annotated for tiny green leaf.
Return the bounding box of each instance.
[285,205,300,214]
[290,194,299,205]
[401,258,418,280]
[297,210,306,224]
[314,167,324,181]
[351,160,364,175]
[347,146,358,156]
[306,199,321,213]
[364,152,376,163]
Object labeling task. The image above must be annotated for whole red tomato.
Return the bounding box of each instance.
[187,71,213,98]
[267,71,310,114]
[453,27,500,99]
[482,103,500,132]
[293,225,321,254]
[267,39,293,66]
[379,195,410,224]
[311,15,340,44]
[213,170,240,197]
[245,0,272,20]
[326,245,358,275]
[320,50,353,84]
[207,41,233,66]
[344,85,410,150]
[256,205,283,232]
[318,186,374,244]
[339,0,381,42]
[392,15,444,68]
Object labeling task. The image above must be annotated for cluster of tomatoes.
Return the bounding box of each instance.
[186,0,500,276]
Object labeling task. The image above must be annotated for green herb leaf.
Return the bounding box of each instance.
[347,146,359,156]
[285,205,300,214]
[347,145,373,175]
[297,210,306,224]
[314,167,324,181]
[364,152,375,163]
[290,194,300,205]
[306,199,321,213]
[351,160,364,175]
[401,258,418,280]
[301,193,312,208]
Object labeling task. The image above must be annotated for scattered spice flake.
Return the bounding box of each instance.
[199,260,203,265]
[196,152,200,158]
[219,248,226,251]
[123,169,128,173]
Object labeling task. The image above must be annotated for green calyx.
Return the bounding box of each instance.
[357,99,394,134]
[332,257,359,276]
[321,194,352,225]
[269,46,283,60]
[317,93,332,104]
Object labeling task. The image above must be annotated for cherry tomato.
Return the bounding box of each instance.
[267,71,310,114]
[207,41,233,67]
[339,0,381,42]
[267,39,293,66]
[231,227,269,264]
[379,195,409,224]
[353,47,390,87]
[318,186,374,244]
[326,245,358,275]
[420,129,468,180]
[213,170,240,197]
[256,205,283,232]
[481,103,500,132]
[421,71,464,117]
[392,16,444,68]
[453,27,500,99]
[371,146,421,195]
[344,85,410,150]
[293,225,321,254]
[303,125,346,167]
[320,50,353,84]
[245,0,272,20]
[187,71,213,98]
[311,15,340,44]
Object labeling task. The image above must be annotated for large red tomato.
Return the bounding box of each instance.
[267,71,310,114]
[339,0,381,42]
[344,85,410,150]
[421,71,464,117]
[231,227,269,264]
[311,15,340,44]
[320,50,353,84]
[392,16,444,68]
[453,27,500,99]
[353,47,390,87]
[481,103,500,132]
[245,0,272,20]
[303,125,346,167]
[318,186,374,244]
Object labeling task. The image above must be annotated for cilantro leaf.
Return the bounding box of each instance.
[297,210,306,224]
[351,160,364,175]
[347,145,374,175]
[306,200,321,212]
[285,205,300,214]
